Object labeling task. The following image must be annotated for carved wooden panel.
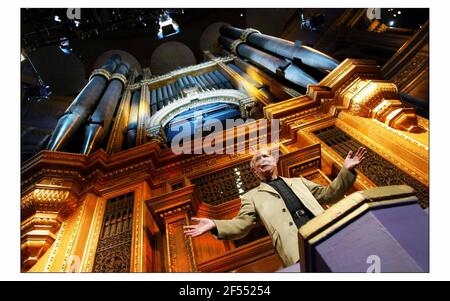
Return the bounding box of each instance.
[192,162,260,205]
[303,172,331,187]
[314,126,429,207]
[92,192,134,272]
[166,218,196,272]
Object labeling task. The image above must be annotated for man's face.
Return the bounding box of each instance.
[251,151,278,180]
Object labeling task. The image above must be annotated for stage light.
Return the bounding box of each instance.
[54,15,61,22]
[74,20,80,27]
[157,11,180,40]
[389,20,395,26]
[59,38,72,55]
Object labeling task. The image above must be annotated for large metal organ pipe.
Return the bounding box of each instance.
[126,89,141,148]
[219,25,340,71]
[81,62,131,155]
[46,54,121,151]
[219,36,317,88]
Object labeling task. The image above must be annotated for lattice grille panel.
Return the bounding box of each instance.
[93,192,134,272]
[314,126,428,207]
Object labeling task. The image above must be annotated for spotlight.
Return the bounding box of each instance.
[389,20,395,26]
[59,38,72,55]
[54,15,61,22]
[157,11,180,40]
[74,20,80,27]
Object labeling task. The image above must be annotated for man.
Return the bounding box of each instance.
[184,147,367,267]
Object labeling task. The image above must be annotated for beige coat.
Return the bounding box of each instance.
[213,167,357,267]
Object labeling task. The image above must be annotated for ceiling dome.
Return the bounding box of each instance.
[150,41,197,75]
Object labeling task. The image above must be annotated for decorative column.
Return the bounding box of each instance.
[81,62,131,155]
[146,186,198,272]
[21,179,80,270]
[46,55,121,151]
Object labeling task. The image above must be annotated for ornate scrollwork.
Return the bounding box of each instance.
[167,218,196,272]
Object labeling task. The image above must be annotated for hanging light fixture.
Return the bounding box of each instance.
[157,10,180,40]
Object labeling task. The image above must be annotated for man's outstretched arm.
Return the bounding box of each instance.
[184,195,257,240]
[183,217,216,237]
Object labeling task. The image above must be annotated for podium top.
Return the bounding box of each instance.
[299,185,417,241]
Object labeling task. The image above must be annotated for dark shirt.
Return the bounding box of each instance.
[265,177,315,228]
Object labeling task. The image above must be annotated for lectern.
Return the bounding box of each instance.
[298,185,429,272]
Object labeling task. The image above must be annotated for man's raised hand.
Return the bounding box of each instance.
[344,147,367,171]
[183,217,215,237]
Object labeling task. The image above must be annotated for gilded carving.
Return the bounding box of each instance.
[21,185,80,270]
[60,204,85,271]
[82,197,106,272]
[166,218,196,272]
[50,178,64,186]
[312,60,424,133]
[44,221,66,272]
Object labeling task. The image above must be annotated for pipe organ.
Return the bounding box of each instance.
[21,24,429,272]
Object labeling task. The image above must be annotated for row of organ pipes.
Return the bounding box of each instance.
[45,25,341,155]
[148,70,234,112]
